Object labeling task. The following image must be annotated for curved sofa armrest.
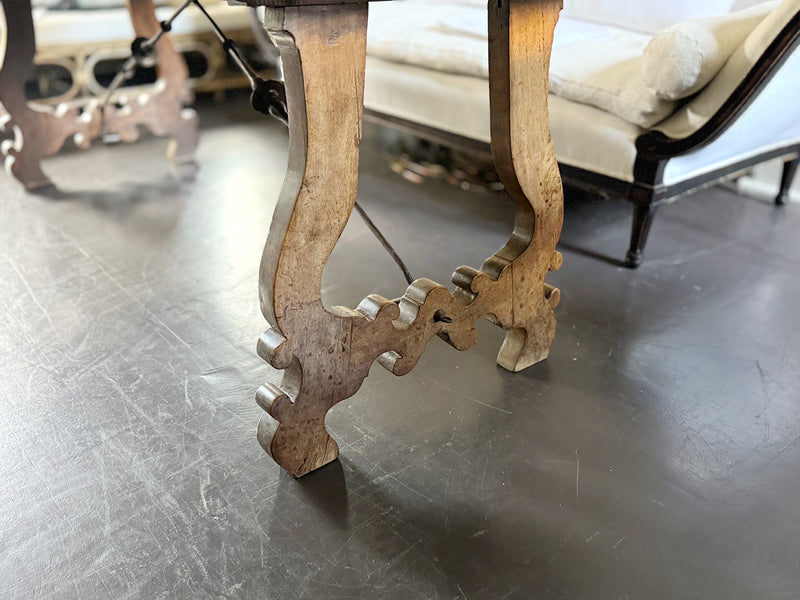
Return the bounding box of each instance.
[636,5,800,161]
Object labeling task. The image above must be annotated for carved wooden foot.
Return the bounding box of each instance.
[255,0,563,477]
[626,188,658,268]
[0,2,100,190]
[0,0,198,190]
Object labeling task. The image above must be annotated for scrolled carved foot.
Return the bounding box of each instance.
[1,100,104,191]
[256,383,340,477]
[497,316,557,373]
[257,416,340,478]
[495,253,563,372]
[1,119,51,191]
[4,149,54,192]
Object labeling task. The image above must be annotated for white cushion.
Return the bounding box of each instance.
[367,3,489,79]
[641,2,776,101]
[368,4,676,128]
[657,0,799,140]
[662,39,800,185]
[547,20,675,127]
[561,0,737,34]
[364,47,800,187]
[406,0,738,34]
[365,56,493,142]
[364,56,643,183]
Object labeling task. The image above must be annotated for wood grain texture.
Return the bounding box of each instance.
[256,4,371,476]
[486,0,564,371]
[0,0,198,190]
[255,0,563,477]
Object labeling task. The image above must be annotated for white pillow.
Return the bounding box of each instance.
[547,20,676,128]
[641,2,777,100]
[432,12,680,128]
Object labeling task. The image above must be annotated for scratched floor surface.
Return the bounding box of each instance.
[1,93,799,600]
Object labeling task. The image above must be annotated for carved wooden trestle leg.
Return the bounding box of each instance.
[0,0,198,191]
[255,0,564,477]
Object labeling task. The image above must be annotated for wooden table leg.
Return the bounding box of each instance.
[0,0,101,190]
[0,0,198,190]
[255,0,563,477]
[487,0,564,371]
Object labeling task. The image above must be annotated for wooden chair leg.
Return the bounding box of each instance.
[775,156,799,206]
[625,193,657,268]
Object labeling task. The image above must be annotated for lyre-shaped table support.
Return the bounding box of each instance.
[0,0,198,190]
[255,0,563,477]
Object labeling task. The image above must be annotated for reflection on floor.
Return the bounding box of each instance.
[1,93,799,600]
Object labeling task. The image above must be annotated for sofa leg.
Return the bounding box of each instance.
[626,201,657,268]
[775,156,799,206]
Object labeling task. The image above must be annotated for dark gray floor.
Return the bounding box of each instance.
[2,94,799,600]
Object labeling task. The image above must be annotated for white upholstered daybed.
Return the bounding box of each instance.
[362,0,800,266]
